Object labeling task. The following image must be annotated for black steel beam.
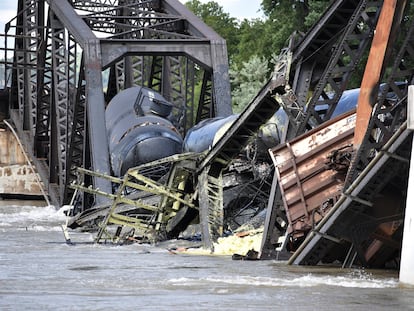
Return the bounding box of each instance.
[100,40,213,68]
[198,79,281,176]
[46,0,96,48]
[6,0,233,209]
[162,0,223,40]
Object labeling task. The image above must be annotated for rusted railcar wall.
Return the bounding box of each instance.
[0,129,44,196]
[270,110,356,242]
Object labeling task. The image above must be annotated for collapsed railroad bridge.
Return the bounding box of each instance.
[1,0,414,272]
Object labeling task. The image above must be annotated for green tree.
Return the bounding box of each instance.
[258,1,329,61]
[230,55,269,112]
[258,0,308,60]
[185,0,240,61]
[185,0,329,111]
[304,1,330,29]
[233,18,268,67]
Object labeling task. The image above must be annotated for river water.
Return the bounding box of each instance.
[1,201,414,310]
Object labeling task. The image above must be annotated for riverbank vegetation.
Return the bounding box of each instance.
[185,0,329,110]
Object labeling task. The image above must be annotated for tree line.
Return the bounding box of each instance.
[185,0,329,111]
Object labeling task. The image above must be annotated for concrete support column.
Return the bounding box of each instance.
[400,85,414,286]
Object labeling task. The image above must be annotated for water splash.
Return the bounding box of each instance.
[167,272,398,289]
[0,203,66,230]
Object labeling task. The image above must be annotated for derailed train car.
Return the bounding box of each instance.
[100,84,365,237]
[183,111,282,231]
[105,86,184,177]
[72,82,378,243]
[102,85,281,235]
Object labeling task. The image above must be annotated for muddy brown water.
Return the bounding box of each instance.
[1,202,414,310]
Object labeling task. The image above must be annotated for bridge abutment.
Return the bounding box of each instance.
[0,128,46,199]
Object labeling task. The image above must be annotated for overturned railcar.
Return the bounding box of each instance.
[106,86,183,177]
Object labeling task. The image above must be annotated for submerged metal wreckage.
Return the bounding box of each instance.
[3,0,414,268]
[68,85,275,246]
[67,0,414,269]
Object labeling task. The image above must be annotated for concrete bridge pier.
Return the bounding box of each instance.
[0,125,47,201]
[400,85,414,286]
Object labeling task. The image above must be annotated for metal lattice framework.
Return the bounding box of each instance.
[282,0,383,138]
[4,0,232,208]
[187,0,387,252]
[260,0,387,258]
[345,13,414,188]
[280,0,413,266]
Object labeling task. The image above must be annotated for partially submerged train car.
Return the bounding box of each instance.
[270,110,356,251]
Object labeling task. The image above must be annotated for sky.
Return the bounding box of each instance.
[0,1,17,33]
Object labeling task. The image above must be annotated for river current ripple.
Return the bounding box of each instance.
[1,202,414,310]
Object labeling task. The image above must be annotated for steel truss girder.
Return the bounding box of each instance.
[70,153,199,244]
[64,55,87,209]
[63,0,231,117]
[7,0,231,209]
[287,0,383,136]
[298,1,382,132]
[50,16,69,196]
[196,71,213,122]
[13,0,41,132]
[275,1,413,265]
[345,15,414,188]
[35,15,51,160]
[260,0,399,258]
[198,167,223,250]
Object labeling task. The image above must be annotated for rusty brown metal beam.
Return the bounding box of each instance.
[354,0,407,148]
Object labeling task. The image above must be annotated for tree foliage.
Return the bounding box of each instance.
[185,0,240,59]
[230,55,269,112]
[185,0,329,68]
[184,0,329,111]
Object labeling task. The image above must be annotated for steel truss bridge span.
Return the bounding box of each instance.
[2,0,232,209]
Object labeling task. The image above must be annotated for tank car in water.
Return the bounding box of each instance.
[105,86,183,177]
